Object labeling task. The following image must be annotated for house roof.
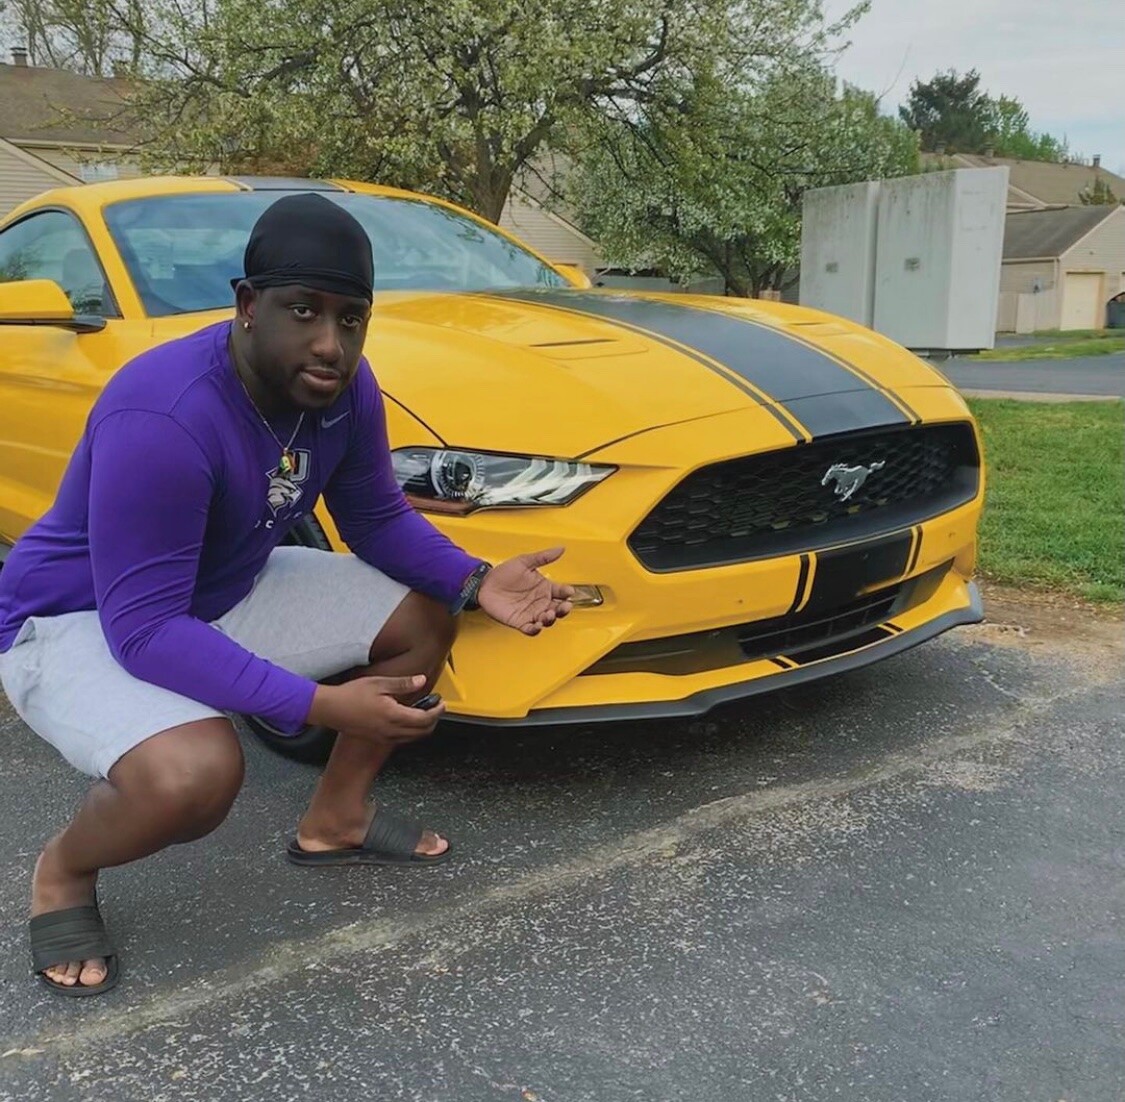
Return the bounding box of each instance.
[0,60,138,146]
[923,151,1125,208]
[1003,205,1118,260]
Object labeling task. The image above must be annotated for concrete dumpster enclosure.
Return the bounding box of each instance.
[800,167,1009,353]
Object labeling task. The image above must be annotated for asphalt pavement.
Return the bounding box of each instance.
[0,607,1122,1102]
[938,351,1125,399]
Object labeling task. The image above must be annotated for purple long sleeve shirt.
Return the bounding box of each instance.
[0,321,480,732]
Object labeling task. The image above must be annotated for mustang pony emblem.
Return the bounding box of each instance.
[821,460,885,502]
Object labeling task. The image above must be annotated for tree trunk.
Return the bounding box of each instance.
[718,245,750,297]
[467,145,512,223]
[474,180,511,224]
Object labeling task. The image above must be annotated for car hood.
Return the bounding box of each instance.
[157,290,949,456]
[367,290,949,455]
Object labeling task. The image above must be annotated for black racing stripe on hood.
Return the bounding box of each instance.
[486,291,806,441]
[783,390,914,439]
[498,291,910,437]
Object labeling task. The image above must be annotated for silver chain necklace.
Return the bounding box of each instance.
[235,369,305,478]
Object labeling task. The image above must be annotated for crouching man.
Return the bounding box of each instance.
[0,194,572,996]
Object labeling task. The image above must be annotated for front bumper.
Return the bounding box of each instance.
[434,515,983,724]
[327,389,985,725]
[457,580,983,726]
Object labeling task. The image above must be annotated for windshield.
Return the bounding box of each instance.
[102,191,567,317]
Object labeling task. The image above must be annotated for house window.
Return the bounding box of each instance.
[78,162,120,183]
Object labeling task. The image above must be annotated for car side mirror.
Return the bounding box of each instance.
[0,278,106,333]
[552,262,592,290]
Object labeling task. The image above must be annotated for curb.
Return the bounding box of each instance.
[958,389,1124,403]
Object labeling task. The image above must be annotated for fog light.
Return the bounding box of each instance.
[569,585,604,607]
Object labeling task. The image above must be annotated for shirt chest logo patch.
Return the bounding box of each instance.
[265,449,311,518]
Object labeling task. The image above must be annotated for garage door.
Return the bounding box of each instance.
[1060,272,1103,330]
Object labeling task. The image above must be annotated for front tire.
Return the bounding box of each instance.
[244,515,339,765]
[244,713,338,765]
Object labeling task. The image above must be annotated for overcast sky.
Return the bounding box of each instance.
[823,0,1125,175]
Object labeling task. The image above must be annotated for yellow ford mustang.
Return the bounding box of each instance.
[0,175,983,756]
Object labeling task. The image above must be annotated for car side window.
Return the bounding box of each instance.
[0,210,115,316]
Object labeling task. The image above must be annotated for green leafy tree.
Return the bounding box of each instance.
[982,95,1068,161]
[899,68,990,153]
[899,69,1067,161]
[118,0,863,222]
[1079,177,1119,205]
[570,67,918,296]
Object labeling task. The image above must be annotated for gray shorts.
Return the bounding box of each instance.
[0,548,408,778]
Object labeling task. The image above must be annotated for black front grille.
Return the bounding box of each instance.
[737,588,898,663]
[629,423,979,571]
[586,561,951,678]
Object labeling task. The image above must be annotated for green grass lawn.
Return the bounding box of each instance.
[974,332,1125,361]
[1029,328,1122,340]
[969,398,1125,603]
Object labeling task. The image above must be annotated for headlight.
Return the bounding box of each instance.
[392,448,614,513]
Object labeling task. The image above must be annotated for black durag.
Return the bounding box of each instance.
[235,193,374,302]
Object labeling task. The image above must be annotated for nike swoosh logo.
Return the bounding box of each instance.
[321,411,350,429]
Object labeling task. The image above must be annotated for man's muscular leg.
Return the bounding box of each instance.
[296,593,455,858]
[31,719,244,988]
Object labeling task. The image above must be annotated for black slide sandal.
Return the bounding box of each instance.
[286,806,453,867]
[29,902,119,998]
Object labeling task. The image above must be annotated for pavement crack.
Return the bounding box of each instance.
[971,660,1035,703]
[3,678,1094,1060]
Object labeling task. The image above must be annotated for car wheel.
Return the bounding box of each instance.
[244,712,337,765]
[244,515,338,765]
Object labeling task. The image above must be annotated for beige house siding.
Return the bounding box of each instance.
[0,138,78,216]
[1060,207,1125,300]
[997,208,1125,331]
[500,194,602,273]
[999,258,1056,294]
[994,291,1017,332]
[998,259,1060,332]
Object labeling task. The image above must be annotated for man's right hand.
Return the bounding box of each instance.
[306,673,444,745]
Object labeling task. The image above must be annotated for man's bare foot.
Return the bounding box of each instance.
[31,842,106,988]
[296,805,449,857]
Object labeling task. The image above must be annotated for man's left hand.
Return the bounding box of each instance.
[477,548,574,635]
